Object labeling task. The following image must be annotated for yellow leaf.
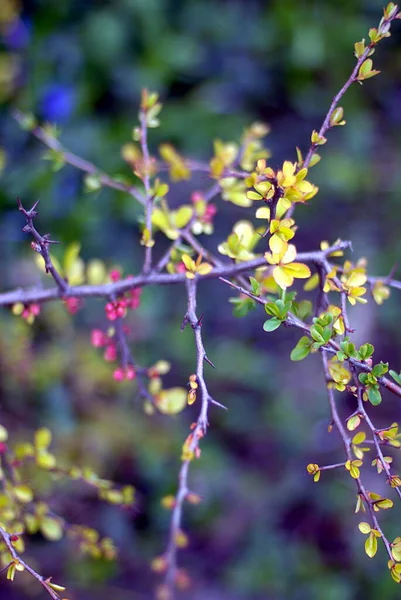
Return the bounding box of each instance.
[197,263,213,276]
[358,521,371,534]
[156,388,187,415]
[272,266,293,289]
[352,432,366,445]
[181,254,195,271]
[40,516,64,541]
[284,262,311,278]
[365,533,378,558]
[14,484,33,504]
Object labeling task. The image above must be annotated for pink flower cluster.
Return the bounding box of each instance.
[21,303,41,321]
[64,297,81,314]
[105,270,142,321]
[91,329,117,362]
[113,366,136,381]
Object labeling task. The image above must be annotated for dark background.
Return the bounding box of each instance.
[1,0,401,598]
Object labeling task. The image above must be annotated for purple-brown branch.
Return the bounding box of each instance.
[163,279,216,597]
[17,199,68,294]
[0,525,62,599]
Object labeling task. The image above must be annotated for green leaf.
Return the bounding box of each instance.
[310,324,325,344]
[372,362,388,377]
[368,387,382,406]
[292,300,312,321]
[249,277,261,296]
[358,343,374,360]
[389,369,401,386]
[230,297,256,318]
[265,302,280,318]
[263,318,281,332]
[290,336,312,361]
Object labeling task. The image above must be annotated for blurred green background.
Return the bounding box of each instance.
[1,0,401,598]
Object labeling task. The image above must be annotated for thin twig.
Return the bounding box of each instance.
[17,199,68,294]
[12,110,146,206]
[0,526,61,599]
[321,354,393,560]
[287,8,400,220]
[163,279,215,597]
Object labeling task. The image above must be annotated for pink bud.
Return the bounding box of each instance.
[110,269,121,282]
[65,297,81,314]
[126,366,136,380]
[91,329,106,348]
[113,368,125,381]
[104,344,117,362]
[30,303,41,316]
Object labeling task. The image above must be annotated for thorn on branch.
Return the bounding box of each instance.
[194,313,204,328]
[180,315,190,331]
[204,355,216,369]
[17,197,40,218]
[209,397,227,410]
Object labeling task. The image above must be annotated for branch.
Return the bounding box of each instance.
[218,277,401,402]
[351,367,401,502]
[17,199,68,294]
[0,240,355,307]
[321,353,393,560]
[163,279,217,597]
[12,110,146,206]
[0,526,62,599]
[302,9,400,171]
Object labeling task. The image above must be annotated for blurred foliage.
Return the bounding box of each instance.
[1,0,401,599]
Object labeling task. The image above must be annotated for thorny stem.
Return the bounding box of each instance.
[0,239,354,307]
[0,525,61,599]
[163,279,216,597]
[17,199,68,295]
